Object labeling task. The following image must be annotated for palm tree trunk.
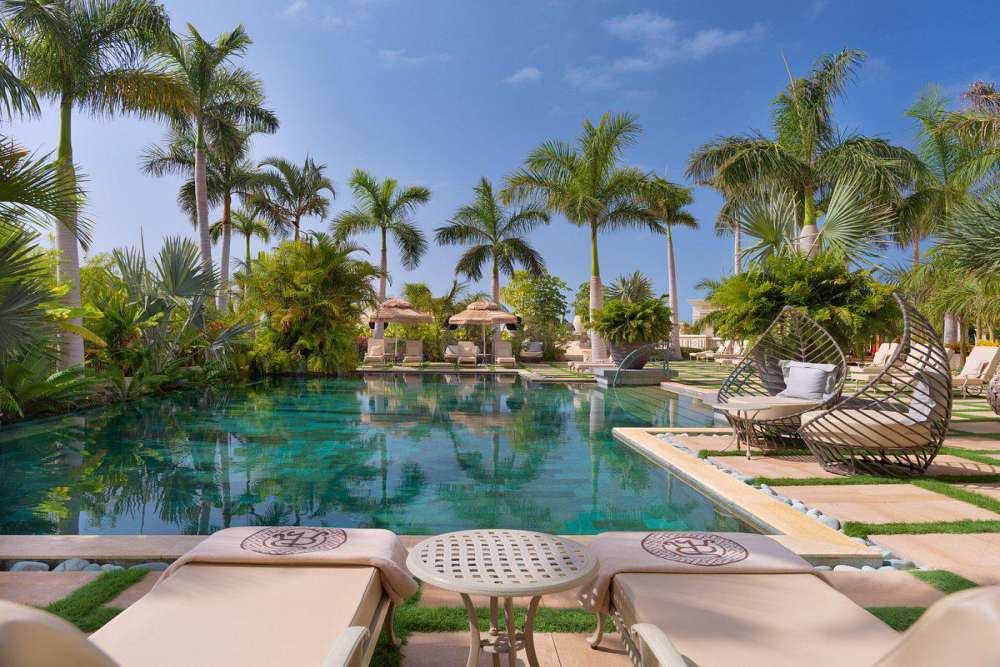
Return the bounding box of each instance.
[733,223,741,273]
[293,215,301,242]
[589,223,607,362]
[374,227,388,339]
[799,190,819,257]
[492,261,501,359]
[218,192,232,310]
[55,98,84,369]
[666,227,681,360]
[913,236,920,269]
[245,232,252,273]
[194,121,212,274]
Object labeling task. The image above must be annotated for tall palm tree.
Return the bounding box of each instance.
[141,124,267,308]
[504,112,655,361]
[435,177,548,302]
[160,23,278,275]
[332,168,430,338]
[642,177,697,360]
[251,156,334,241]
[897,87,984,268]
[687,49,922,258]
[8,0,190,368]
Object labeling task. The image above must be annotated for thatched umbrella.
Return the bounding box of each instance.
[449,299,518,363]
[368,298,434,357]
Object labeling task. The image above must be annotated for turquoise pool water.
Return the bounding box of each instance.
[0,374,752,535]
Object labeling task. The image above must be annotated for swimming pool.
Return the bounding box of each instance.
[0,374,753,535]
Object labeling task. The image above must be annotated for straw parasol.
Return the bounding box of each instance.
[370,298,434,325]
[449,299,518,363]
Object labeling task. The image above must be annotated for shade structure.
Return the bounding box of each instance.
[449,300,518,365]
[448,299,518,326]
[369,298,434,325]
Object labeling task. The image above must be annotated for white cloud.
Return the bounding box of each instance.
[504,66,542,85]
[323,0,376,30]
[566,13,766,91]
[379,49,452,67]
[284,0,308,16]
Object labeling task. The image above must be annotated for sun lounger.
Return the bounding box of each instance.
[520,340,543,362]
[444,344,460,363]
[363,338,388,365]
[402,339,423,364]
[712,340,746,364]
[455,341,478,365]
[582,531,1000,667]
[562,339,589,362]
[494,340,516,367]
[952,345,1000,396]
[0,527,417,667]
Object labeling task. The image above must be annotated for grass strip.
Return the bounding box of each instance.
[45,568,149,632]
[866,607,925,631]
[939,447,1000,467]
[749,473,1000,486]
[911,569,979,594]
[394,605,610,634]
[913,479,1000,516]
[843,519,1000,538]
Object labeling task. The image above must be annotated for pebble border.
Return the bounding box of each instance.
[655,433,925,573]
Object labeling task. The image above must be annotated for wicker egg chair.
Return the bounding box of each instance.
[799,294,952,477]
[716,306,847,450]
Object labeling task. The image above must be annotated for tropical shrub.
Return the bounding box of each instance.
[239,235,378,373]
[605,271,655,303]
[698,252,898,352]
[0,346,95,422]
[591,298,672,345]
[500,270,570,360]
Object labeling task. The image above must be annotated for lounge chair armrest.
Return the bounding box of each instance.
[323,626,369,667]
[631,623,687,667]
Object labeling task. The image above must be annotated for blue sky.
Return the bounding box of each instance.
[7,0,999,322]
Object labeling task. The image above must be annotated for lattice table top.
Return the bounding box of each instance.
[406,530,598,597]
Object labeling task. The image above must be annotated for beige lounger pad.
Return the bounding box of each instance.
[802,409,932,449]
[92,564,382,667]
[612,572,897,667]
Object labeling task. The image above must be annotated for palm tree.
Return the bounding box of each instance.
[687,49,922,258]
[160,23,278,275]
[897,87,984,268]
[504,112,655,361]
[332,168,430,338]
[435,177,548,302]
[605,271,654,303]
[141,124,267,308]
[219,208,269,274]
[8,0,190,368]
[642,178,697,359]
[251,156,334,241]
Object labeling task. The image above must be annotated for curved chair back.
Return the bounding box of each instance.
[718,306,846,403]
[799,293,952,476]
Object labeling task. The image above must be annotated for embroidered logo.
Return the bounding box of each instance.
[240,527,347,555]
[641,532,749,566]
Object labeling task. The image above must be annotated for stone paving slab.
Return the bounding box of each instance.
[820,571,944,608]
[708,454,838,479]
[0,572,99,606]
[925,454,1000,476]
[108,571,160,608]
[949,421,1000,435]
[870,534,1000,585]
[944,435,1000,452]
[772,484,1000,523]
[401,632,629,666]
[959,482,1000,502]
[0,535,205,562]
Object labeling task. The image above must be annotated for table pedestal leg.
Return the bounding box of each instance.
[461,593,481,667]
[524,596,541,667]
[504,598,517,667]
[490,597,500,667]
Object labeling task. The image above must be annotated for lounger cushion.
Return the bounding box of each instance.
[612,572,897,667]
[0,601,118,667]
[92,564,383,667]
[801,408,933,449]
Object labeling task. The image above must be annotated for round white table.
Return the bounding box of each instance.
[406,529,598,667]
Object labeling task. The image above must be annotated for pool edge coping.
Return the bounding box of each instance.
[612,427,883,567]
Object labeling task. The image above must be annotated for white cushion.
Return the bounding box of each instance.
[778,360,837,401]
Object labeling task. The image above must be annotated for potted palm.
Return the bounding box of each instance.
[591,298,672,369]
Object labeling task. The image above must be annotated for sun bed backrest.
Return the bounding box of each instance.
[495,340,513,357]
[457,341,477,355]
[367,338,384,356]
[959,345,1000,379]
[871,342,893,367]
[873,586,1000,667]
[445,344,459,356]
[405,340,422,356]
[0,600,118,667]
